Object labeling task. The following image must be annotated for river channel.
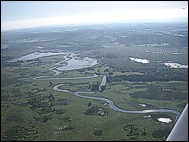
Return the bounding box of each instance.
[52,83,180,122]
[31,51,181,122]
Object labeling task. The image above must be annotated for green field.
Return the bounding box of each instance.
[1,43,188,141]
[1,22,188,141]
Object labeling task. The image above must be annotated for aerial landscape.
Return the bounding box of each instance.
[1,1,188,141]
[1,21,188,141]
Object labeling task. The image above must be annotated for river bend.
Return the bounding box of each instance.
[52,83,180,121]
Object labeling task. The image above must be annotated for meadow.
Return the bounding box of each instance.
[1,22,188,141]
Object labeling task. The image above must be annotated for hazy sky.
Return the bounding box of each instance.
[1,1,188,31]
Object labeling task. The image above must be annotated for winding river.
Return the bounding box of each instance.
[32,52,181,122]
[52,83,180,121]
[34,74,180,122]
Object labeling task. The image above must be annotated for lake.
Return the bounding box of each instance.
[56,56,97,71]
[11,51,66,62]
[12,51,98,72]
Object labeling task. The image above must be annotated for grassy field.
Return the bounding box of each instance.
[1,44,188,141]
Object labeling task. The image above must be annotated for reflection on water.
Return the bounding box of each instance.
[157,118,172,123]
[164,62,188,68]
[139,104,146,107]
[56,57,97,71]
[130,57,150,64]
[11,51,98,72]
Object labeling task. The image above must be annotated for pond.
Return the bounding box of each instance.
[163,62,188,68]
[130,57,150,64]
[157,118,172,123]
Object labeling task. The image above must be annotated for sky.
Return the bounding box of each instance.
[1,1,188,31]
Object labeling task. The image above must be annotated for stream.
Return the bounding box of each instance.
[32,51,181,122]
[52,83,180,121]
